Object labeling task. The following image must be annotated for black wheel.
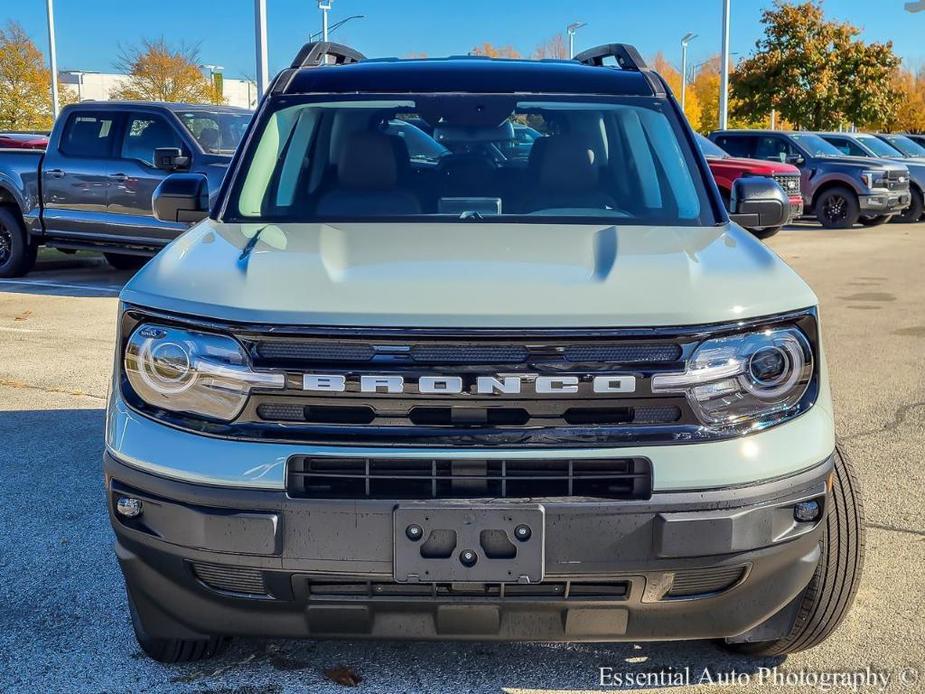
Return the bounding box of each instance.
[722,444,865,656]
[893,187,924,224]
[751,226,782,240]
[815,187,861,229]
[104,252,149,271]
[127,588,231,664]
[0,205,38,278]
[859,214,892,227]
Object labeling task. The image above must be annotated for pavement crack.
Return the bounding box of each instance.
[840,400,925,442]
[0,378,106,401]
[866,522,925,539]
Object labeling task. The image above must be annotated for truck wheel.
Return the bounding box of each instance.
[859,215,892,227]
[815,188,860,229]
[0,206,38,278]
[751,226,782,240]
[892,188,923,224]
[104,252,148,271]
[127,588,231,663]
[722,444,865,656]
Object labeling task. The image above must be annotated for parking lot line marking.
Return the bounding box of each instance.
[0,279,121,294]
[0,326,38,333]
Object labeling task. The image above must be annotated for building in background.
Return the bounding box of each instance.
[59,71,258,109]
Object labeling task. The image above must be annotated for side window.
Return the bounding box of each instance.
[59,113,117,158]
[755,136,792,163]
[715,135,755,158]
[121,114,183,166]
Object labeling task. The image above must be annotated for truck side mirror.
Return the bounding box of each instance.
[153,174,210,224]
[728,177,791,230]
[786,154,805,166]
[154,147,191,172]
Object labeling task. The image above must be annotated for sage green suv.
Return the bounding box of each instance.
[104,42,863,663]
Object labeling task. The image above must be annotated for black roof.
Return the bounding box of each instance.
[283,57,656,97]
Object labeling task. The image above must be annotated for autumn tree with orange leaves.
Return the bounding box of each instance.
[111,38,224,104]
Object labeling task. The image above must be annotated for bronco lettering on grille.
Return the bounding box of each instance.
[301,374,637,395]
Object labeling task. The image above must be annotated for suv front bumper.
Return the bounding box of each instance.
[107,452,832,643]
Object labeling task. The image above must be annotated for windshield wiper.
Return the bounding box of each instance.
[459,210,486,221]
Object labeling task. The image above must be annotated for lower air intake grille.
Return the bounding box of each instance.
[287,456,652,500]
[305,578,629,601]
[665,566,746,598]
[192,563,267,596]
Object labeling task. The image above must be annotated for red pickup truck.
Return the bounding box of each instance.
[697,134,803,239]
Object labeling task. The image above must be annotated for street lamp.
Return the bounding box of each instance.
[309,15,364,43]
[719,0,731,130]
[567,22,587,59]
[319,0,334,42]
[680,33,698,111]
[45,0,60,120]
[254,0,269,95]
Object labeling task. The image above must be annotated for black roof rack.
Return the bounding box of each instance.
[290,41,366,68]
[574,43,665,97]
[574,44,648,70]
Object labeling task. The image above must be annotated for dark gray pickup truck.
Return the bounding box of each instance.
[0,102,251,276]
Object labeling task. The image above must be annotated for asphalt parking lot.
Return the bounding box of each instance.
[0,226,923,694]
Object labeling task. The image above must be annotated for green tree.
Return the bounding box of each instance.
[111,38,224,104]
[731,1,900,130]
[0,21,73,131]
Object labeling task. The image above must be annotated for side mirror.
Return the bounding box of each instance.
[154,147,191,172]
[786,154,805,166]
[729,177,791,230]
[153,173,209,224]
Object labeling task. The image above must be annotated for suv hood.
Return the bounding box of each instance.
[122,221,817,328]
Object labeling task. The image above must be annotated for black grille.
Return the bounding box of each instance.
[772,174,801,196]
[193,563,267,595]
[252,339,683,366]
[305,578,629,601]
[287,456,652,500]
[665,566,746,598]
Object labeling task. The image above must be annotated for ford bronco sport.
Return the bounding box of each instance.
[105,43,864,663]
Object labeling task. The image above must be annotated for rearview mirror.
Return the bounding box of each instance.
[153,173,209,224]
[154,147,191,172]
[728,177,791,230]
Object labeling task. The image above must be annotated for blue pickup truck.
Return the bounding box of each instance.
[0,101,251,276]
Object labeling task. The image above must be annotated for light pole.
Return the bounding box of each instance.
[680,33,697,111]
[254,0,269,96]
[567,22,587,59]
[308,15,364,43]
[319,0,334,42]
[45,0,60,120]
[719,0,731,130]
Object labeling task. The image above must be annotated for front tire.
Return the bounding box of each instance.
[0,206,38,278]
[104,252,149,271]
[751,226,782,240]
[815,188,861,229]
[893,187,924,224]
[722,444,865,656]
[127,588,231,663]
[859,214,892,227]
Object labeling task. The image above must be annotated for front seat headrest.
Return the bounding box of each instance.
[537,135,598,192]
[337,131,402,190]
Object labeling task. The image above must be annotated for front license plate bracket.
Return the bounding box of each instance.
[393,504,545,584]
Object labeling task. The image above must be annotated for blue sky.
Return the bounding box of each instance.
[6,0,925,79]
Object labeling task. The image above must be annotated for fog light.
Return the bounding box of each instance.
[116,496,143,518]
[794,500,821,523]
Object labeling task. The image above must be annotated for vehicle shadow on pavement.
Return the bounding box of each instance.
[0,407,786,693]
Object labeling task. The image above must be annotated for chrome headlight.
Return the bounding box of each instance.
[860,170,887,189]
[124,324,284,421]
[652,326,814,429]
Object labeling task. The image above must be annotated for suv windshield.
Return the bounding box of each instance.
[880,135,925,158]
[855,134,902,158]
[789,134,843,158]
[227,94,713,226]
[177,110,251,154]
